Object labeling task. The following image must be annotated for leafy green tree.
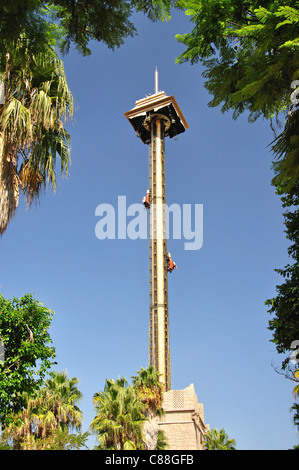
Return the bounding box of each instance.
[266,182,299,366]
[0,0,173,57]
[176,0,299,188]
[31,428,90,450]
[266,180,299,427]
[0,2,56,55]
[156,429,168,450]
[35,428,90,450]
[176,0,299,119]
[91,377,146,450]
[203,427,236,450]
[176,1,299,428]
[0,293,56,427]
[0,0,174,233]
[271,110,299,193]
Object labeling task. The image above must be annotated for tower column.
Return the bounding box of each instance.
[149,116,171,390]
[124,77,189,394]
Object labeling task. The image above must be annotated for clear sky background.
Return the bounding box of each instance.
[0,9,298,450]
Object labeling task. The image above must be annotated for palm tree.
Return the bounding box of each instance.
[91,377,146,450]
[33,370,83,437]
[156,429,167,450]
[203,428,236,450]
[1,391,37,450]
[0,37,73,234]
[1,370,83,449]
[132,366,165,450]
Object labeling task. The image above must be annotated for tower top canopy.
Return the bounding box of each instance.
[124,87,188,144]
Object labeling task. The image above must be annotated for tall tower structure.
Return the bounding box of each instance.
[125,70,188,391]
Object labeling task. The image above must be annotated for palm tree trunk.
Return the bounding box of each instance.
[0,133,19,235]
[143,410,159,450]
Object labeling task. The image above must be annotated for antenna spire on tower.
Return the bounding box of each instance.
[155,66,159,94]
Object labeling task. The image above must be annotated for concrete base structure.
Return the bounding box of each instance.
[158,384,209,450]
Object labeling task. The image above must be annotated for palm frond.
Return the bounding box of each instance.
[0,40,73,232]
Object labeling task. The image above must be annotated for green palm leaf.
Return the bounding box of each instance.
[0,40,73,234]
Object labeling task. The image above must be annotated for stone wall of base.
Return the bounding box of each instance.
[158,384,209,450]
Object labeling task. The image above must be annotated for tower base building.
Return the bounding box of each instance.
[158,384,209,450]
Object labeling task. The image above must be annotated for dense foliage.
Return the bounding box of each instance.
[91,377,146,450]
[0,369,88,450]
[0,0,174,233]
[266,181,299,426]
[203,427,236,450]
[0,0,173,57]
[176,0,299,428]
[266,182,299,361]
[176,0,299,187]
[91,368,167,450]
[0,293,56,427]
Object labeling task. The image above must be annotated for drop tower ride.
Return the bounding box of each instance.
[125,70,188,391]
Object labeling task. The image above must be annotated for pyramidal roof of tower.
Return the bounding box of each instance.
[134,91,168,109]
[124,90,188,144]
[128,91,188,127]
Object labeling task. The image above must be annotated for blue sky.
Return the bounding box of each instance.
[0,9,298,450]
